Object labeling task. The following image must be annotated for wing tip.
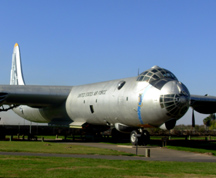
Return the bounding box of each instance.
[14,43,19,48]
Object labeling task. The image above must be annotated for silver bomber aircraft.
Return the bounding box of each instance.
[1,43,216,145]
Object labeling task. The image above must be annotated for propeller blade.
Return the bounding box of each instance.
[192,109,195,127]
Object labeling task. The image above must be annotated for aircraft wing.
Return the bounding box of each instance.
[1,85,216,114]
[0,85,72,108]
[190,94,216,114]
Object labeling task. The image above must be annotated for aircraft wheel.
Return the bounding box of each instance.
[139,130,150,146]
[130,130,138,145]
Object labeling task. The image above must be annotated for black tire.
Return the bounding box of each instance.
[130,130,138,145]
[139,130,150,146]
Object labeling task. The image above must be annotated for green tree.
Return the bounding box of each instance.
[203,116,211,127]
[203,113,216,130]
[211,113,216,120]
[209,120,216,130]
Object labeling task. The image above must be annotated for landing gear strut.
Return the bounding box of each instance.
[130,129,150,146]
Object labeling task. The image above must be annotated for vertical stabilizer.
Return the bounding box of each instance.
[10,43,25,85]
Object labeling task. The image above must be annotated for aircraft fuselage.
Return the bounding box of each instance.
[13,66,190,131]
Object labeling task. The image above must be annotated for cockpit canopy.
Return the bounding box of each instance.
[137,66,178,83]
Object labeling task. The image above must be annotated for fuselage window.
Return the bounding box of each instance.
[152,74,159,80]
[90,105,94,113]
[137,76,144,81]
[147,72,153,77]
[117,81,126,90]
[151,69,158,73]
[143,76,150,82]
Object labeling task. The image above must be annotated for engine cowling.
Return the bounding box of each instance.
[159,119,176,130]
[114,123,135,133]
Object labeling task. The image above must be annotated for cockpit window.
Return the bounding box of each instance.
[137,66,177,83]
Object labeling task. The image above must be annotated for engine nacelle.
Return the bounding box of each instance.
[159,119,176,130]
[114,123,135,133]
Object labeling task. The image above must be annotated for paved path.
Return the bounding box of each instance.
[0,142,216,162]
[66,142,216,162]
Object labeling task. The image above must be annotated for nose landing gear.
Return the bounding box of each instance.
[130,129,150,146]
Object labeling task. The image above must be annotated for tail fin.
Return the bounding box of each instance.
[10,43,25,85]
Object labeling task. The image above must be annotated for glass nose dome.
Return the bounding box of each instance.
[137,66,178,83]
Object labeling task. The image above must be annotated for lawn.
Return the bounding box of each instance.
[166,141,216,155]
[0,156,216,178]
[0,141,134,156]
[148,136,216,155]
[0,140,216,177]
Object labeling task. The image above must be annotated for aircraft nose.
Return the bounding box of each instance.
[160,81,190,119]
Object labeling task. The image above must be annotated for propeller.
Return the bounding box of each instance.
[192,109,195,128]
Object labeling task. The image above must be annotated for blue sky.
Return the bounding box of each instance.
[0,0,216,125]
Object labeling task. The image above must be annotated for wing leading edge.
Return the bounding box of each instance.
[0,85,72,108]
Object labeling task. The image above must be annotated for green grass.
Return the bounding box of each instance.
[0,141,134,156]
[1,140,216,177]
[0,156,216,178]
[166,141,216,155]
[149,137,216,156]
[166,145,216,155]
[5,135,65,140]
[151,135,216,140]
[102,136,216,156]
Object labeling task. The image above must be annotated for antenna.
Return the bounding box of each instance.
[138,68,140,76]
